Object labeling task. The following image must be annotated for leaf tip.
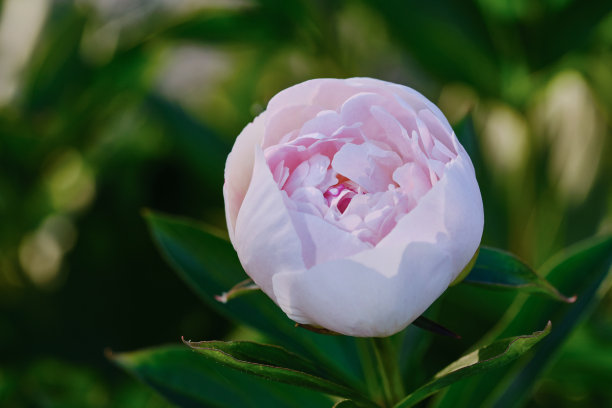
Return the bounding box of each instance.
[296,323,341,335]
[214,293,228,303]
[104,347,114,360]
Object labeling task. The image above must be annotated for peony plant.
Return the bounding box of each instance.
[112,78,612,408]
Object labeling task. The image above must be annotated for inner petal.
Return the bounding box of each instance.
[331,142,402,193]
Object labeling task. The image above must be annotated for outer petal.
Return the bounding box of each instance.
[377,145,483,275]
[223,112,267,240]
[271,149,483,336]
[268,78,361,114]
[272,243,453,336]
[233,146,307,304]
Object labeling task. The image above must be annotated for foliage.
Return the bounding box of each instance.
[1,0,611,407]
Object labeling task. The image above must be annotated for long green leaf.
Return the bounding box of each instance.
[485,234,612,407]
[145,211,364,384]
[110,346,332,408]
[463,247,575,303]
[183,340,376,407]
[333,401,362,408]
[434,234,612,408]
[393,323,551,408]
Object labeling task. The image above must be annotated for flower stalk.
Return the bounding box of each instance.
[371,336,405,407]
[358,336,405,407]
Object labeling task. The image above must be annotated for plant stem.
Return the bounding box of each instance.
[370,337,405,407]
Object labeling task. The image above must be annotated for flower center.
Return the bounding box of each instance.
[324,178,360,214]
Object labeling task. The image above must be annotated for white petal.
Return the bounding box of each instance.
[380,149,484,275]
[267,79,333,113]
[272,242,453,336]
[223,112,267,240]
[288,209,371,268]
[233,147,306,302]
[263,105,321,148]
[271,150,483,337]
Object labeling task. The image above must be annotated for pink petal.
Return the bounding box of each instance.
[299,110,343,136]
[393,162,432,201]
[233,146,306,302]
[272,242,453,336]
[224,112,267,240]
[271,148,483,337]
[331,142,402,193]
[288,209,371,268]
[263,105,321,148]
[418,109,457,155]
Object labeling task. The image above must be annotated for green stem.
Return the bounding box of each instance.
[356,338,382,404]
[370,337,405,407]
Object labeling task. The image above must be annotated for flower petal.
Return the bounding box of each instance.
[271,148,483,337]
[288,209,371,268]
[379,147,484,275]
[233,146,306,301]
[272,242,453,336]
[223,112,267,240]
[331,142,402,193]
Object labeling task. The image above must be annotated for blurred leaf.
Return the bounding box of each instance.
[521,1,612,69]
[486,234,612,407]
[159,8,292,45]
[333,400,362,408]
[463,247,576,303]
[111,346,332,408]
[434,234,612,407]
[183,340,375,406]
[145,95,229,186]
[453,116,482,176]
[145,211,364,385]
[22,5,87,112]
[393,322,551,408]
[365,0,500,96]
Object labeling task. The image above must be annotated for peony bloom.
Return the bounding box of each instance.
[223,78,483,337]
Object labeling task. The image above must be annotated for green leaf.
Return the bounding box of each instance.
[434,234,612,408]
[110,346,332,408]
[145,211,364,385]
[183,340,376,407]
[393,322,551,408]
[144,210,289,339]
[463,247,576,303]
[485,234,612,407]
[333,400,362,408]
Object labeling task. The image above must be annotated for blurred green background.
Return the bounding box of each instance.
[1,0,611,406]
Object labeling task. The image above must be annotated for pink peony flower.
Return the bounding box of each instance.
[223,78,483,337]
